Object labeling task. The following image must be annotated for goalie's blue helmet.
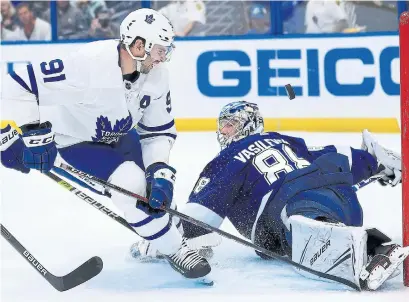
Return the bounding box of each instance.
[217,101,264,150]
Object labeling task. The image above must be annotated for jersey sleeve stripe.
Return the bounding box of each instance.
[9,71,31,94]
[27,64,39,101]
[129,216,154,227]
[137,120,175,132]
[140,219,172,241]
[9,64,39,103]
[139,133,177,140]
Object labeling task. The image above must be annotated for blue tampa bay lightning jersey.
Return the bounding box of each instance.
[187,132,377,240]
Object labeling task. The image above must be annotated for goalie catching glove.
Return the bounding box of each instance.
[361,129,401,187]
[137,162,176,218]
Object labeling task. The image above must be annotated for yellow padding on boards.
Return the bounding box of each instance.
[1,118,400,134]
[175,118,401,133]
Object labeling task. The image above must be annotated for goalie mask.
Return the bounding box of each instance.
[217,101,264,150]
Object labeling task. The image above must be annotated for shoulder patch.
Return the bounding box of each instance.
[193,177,210,194]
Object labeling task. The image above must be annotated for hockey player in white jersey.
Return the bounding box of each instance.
[0,8,210,280]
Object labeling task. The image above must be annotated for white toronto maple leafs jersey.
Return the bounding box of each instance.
[1,40,176,167]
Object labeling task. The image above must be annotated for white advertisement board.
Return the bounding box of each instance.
[0,34,401,132]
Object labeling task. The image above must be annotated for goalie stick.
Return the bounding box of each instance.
[352,172,386,191]
[48,164,386,291]
[1,224,103,292]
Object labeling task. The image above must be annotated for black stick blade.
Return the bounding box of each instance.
[1,224,103,292]
[50,256,103,292]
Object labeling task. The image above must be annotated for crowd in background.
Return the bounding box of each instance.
[0,0,406,42]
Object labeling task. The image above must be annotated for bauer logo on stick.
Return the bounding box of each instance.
[285,84,296,100]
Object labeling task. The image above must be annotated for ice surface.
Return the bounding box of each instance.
[1,132,408,302]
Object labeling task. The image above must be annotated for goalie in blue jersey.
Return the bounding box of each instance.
[132,101,408,290]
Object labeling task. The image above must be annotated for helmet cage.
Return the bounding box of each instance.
[217,101,264,149]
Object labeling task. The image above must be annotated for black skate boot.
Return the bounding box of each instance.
[163,238,211,279]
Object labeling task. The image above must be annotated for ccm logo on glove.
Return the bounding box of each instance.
[23,133,55,146]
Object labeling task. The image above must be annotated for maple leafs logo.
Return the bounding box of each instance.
[145,14,155,24]
[92,115,133,144]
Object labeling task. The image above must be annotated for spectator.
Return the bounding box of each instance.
[44,0,88,39]
[305,0,366,33]
[75,0,107,27]
[1,0,19,38]
[1,14,19,40]
[246,3,270,34]
[13,2,51,41]
[30,1,50,20]
[88,7,118,39]
[159,0,206,37]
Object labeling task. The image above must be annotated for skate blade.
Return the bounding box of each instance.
[195,277,214,286]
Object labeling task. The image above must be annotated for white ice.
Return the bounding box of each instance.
[1,132,408,302]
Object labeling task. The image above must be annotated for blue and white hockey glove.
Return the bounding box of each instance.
[139,163,176,218]
[21,122,57,173]
[0,124,30,174]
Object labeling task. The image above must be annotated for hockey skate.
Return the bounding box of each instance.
[130,238,212,279]
[163,238,211,279]
[130,232,221,261]
[359,244,409,290]
[129,240,164,262]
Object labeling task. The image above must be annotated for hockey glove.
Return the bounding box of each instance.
[361,129,401,187]
[21,122,57,173]
[138,163,176,218]
[0,124,30,173]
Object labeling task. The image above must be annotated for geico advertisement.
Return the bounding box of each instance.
[196,45,399,98]
[1,35,401,119]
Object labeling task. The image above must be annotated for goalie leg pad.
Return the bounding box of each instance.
[254,183,364,258]
[288,214,368,288]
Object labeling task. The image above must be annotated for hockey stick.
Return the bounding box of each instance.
[1,224,103,292]
[50,164,374,291]
[45,171,136,233]
[352,172,386,192]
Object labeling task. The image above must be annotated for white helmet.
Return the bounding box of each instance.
[120,8,175,61]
